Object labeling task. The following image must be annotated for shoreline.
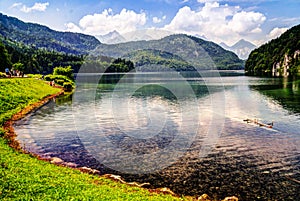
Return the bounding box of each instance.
[1,87,185,198]
[3,89,64,151]
[1,83,239,201]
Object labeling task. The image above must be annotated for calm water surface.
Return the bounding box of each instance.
[15,73,300,200]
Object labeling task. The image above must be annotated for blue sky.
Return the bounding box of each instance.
[1,0,300,46]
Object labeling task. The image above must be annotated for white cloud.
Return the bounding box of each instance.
[153,15,166,24]
[65,22,83,33]
[19,2,49,13]
[10,2,22,9]
[164,2,266,45]
[153,17,161,23]
[66,8,147,35]
[228,11,266,34]
[267,27,288,40]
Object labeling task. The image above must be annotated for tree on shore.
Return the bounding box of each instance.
[0,41,12,72]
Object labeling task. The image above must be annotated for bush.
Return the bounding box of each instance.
[63,82,73,92]
[55,79,65,86]
[44,75,74,84]
[26,74,43,79]
[0,72,7,78]
[53,66,74,81]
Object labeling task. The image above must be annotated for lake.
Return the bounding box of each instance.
[15,72,300,200]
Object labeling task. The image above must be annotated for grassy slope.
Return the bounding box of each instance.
[0,78,183,200]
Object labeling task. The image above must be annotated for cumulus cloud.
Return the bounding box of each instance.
[19,2,49,13]
[164,2,266,45]
[267,27,288,39]
[153,15,166,23]
[66,8,147,35]
[65,22,83,33]
[228,11,265,34]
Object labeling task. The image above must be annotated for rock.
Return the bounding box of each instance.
[78,166,100,174]
[103,174,151,188]
[198,193,211,201]
[63,162,78,168]
[154,187,176,196]
[223,196,238,201]
[50,157,64,164]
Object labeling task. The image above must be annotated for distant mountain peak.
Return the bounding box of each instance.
[96,30,126,44]
[232,39,256,50]
[219,39,256,60]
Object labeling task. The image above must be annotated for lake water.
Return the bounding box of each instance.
[15,72,300,200]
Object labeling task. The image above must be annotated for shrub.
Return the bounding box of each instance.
[53,66,74,81]
[26,74,43,79]
[0,72,7,78]
[63,82,73,92]
[55,79,65,86]
[44,75,74,84]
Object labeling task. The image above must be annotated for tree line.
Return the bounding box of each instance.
[0,37,134,75]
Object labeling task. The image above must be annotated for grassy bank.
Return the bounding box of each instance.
[0,78,184,200]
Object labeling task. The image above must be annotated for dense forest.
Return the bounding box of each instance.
[245,24,300,77]
[0,37,134,75]
[124,49,195,71]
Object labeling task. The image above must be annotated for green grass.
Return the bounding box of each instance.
[0,78,60,125]
[0,78,185,200]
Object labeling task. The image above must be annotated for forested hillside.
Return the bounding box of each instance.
[0,37,83,74]
[245,24,300,77]
[0,13,100,55]
[94,34,244,71]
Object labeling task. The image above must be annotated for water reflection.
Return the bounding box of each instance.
[14,74,300,200]
[250,78,300,115]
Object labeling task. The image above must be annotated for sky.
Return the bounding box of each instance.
[1,0,300,46]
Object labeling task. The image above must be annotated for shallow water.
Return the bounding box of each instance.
[15,73,300,200]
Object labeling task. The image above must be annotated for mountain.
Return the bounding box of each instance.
[96,29,172,44]
[96,30,126,44]
[220,39,256,60]
[245,24,300,77]
[219,42,230,50]
[0,13,100,55]
[92,34,244,71]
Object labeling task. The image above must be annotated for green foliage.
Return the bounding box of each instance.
[12,62,24,72]
[0,72,6,78]
[1,36,84,74]
[106,58,135,73]
[44,74,74,84]
[26,74,43,79]
[55,79,65,86]
[63,82,73,91]
[125,49,195,71]
[80,57,135,73]
[0,40,12,72]
[246,24,300,76]
[53,66,74,81]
